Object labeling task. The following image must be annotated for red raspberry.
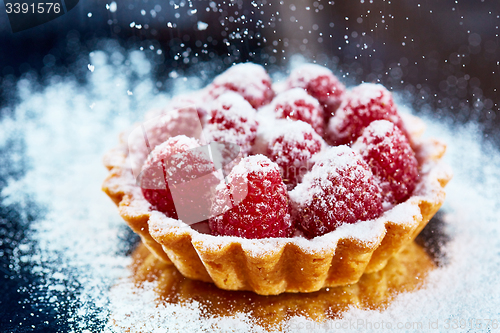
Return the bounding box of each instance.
[290,146,383,238]
[203,92,259,156]
[327,83,406,146]
[286,64,345,119]
[208,63,274,108]
[128,105,204,179]
[209,155,294,239]
[352,120,419,205]
[262,120,324,190]
[140,135,220,223]
[270,88,325,136]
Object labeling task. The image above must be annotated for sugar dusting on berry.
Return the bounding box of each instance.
[226,153,280,178]
[285,63,346,118]
[353,120,419,207]
[327,83,405,145]
[1,48,500,332]
[208,63,274,109]
[290,146,383,237]
[203,92,259,156]
[209,155,293,239]
[140,135,221,222]
[269,88,324,135]
[255,119,325,189]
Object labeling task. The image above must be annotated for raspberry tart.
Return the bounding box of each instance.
[102,63,451,295]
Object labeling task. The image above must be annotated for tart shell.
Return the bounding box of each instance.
[102,115,452,295]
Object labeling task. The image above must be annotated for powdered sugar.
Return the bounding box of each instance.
[356,118,395,139]
[108,278,269,333]
[286,63,337,86]
[203,92,259,156]
[285,63,346,115]
[346,83,393,110]
[2,50,499,332]
[208,63,274,109]
[266,121,325,162]
[227,154,280,180]
[327,83,403,145]
[143,135,200,169]
[3,72,144,330]
[272,87,321,107]
[211,91,256,118]
[253,119,325,189]
[269,88,324,135]
[352,120,419,206]
[289,145,384,236]
[293,146,372,196]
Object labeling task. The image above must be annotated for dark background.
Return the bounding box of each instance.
[1,0,499,331]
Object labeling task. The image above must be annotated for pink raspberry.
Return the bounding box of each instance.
[290,146,383,238]
[203,92,259,156]
[286,64,345,119]
[270,88,325,136]
[140,135,220,223]
[352,120,419,205]
[209,155,294,239]
[327,83,406,146]
[208,63,274,108]
[170,91,210,125]
[127,105,204,179]
[262,120,324,190]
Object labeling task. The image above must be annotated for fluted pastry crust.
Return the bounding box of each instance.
[102,115,451,295]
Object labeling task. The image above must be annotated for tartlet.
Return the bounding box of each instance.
[102,63,451,295]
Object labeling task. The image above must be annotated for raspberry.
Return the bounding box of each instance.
[286,64,345,119]
[170,91,210,125]
[209,155,294,239]
[270,88,325,136]
[203,92,259,156]
[128,105,204,179]
[290,146,383,238]
[327,83,406,146]
[146,106,204,148]
[352,120,419,205]
[140,135,220,223]
[262,120,324,190]
[208,63,274,108]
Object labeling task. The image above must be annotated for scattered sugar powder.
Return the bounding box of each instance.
[1,48,183,331]
[207,63,274,109]
[1,50,500,332]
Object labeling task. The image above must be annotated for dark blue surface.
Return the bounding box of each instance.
[0,136,70,332]
[0,133,139,331]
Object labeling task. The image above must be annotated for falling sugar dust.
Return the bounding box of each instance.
[0,46,499,332]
